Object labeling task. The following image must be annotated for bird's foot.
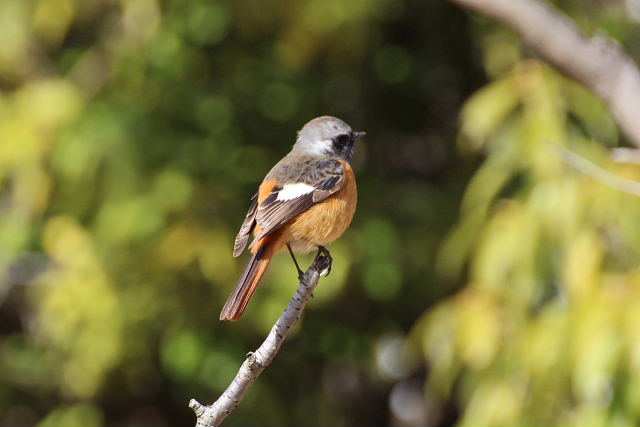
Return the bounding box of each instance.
[314,246,332,277]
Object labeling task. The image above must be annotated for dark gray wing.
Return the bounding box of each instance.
[233,192,258,257]
[250,159,345,245]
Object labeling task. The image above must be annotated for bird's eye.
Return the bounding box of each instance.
[333,134,351,150]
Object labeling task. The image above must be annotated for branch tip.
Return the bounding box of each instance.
[189,399,206,417]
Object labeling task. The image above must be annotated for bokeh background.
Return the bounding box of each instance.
[2,0,640,425]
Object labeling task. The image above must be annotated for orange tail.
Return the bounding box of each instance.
[220,240,276,321]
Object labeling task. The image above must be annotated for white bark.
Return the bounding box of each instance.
[189,252,331,427]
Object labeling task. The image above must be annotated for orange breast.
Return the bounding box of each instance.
[283,160,357,253]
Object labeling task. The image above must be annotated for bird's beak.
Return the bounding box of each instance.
[352,131,367,139]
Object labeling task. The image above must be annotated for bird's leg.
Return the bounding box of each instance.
[315,245,332,277]
[287,244,305,280]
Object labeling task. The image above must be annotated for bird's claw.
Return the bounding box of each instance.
[315,246,332,277]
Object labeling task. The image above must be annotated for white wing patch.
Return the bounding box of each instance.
[277,183,315,201]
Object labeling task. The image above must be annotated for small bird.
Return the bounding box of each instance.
[220,116,365,321]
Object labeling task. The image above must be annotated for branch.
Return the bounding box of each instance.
[612,147,640,165]
[189,251,332,427]
[557,145,640,197]
[449,0,640,147]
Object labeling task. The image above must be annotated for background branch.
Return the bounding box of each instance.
[557,145,640,196]
[189,253,332,427]
[448,0,640,147]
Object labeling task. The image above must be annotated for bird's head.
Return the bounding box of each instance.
[294,116,366,162]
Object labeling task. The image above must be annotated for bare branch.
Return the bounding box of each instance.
[449,0,640,147]
[612,147,640,165]
[557,146,640,196]
[189,252,332,427]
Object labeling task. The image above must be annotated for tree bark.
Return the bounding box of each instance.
[189,252,332,427]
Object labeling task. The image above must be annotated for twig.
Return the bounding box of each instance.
[448,0,640,147]
[189,251,332,427]
[557,145,640,197]
[611,147,640,165]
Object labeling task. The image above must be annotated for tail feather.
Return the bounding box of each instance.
[220,243,273,321]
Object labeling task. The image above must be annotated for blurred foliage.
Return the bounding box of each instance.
[1,0,640,426]
[419,5,640,427]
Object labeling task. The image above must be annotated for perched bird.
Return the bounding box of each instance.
[220,116,365,321]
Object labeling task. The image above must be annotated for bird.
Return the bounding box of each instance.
[220,116,365,321]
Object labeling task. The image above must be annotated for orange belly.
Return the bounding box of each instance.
[281,161,357,254]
